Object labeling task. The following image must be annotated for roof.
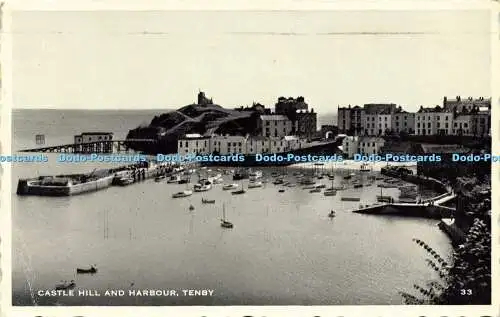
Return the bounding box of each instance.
[78,132,114,136]
[419,144,469,154]
[260,115,289,121]
[181,133,210,139]
[417,106,451,113]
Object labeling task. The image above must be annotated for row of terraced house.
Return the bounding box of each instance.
[337,96,491,137]
[177,95,318,155]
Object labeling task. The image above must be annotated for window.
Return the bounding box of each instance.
[185,142,188,147]
[266,121,270,126]
[427,123,431,128]
[437,122,440,128]
[238,142,242,147]
[179,143,182,147]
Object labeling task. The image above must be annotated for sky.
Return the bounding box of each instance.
[11,10,492,112]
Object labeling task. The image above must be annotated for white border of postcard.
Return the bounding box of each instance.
[1,0,499,316]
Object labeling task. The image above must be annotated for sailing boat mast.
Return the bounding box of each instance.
[222,203,226,221]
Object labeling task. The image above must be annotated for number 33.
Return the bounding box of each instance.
[460,289,472,295]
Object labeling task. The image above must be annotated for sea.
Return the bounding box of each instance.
[11,109,452,306]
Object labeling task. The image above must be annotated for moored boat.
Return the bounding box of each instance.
[155,175,166,182]
[76,266,97,274]
[341,197,361,201]
[249,170,263,181]
[220,203,234,228]
[231,189,246,195]
[202,198,215,204]
[233,169,249,180]
[273,177,284,185]
[324,189,336,196]
[172,190,193,198]
[116,177,134,186]
[222,183,238,190]
[360,163,372,172]
[55,280,76,290]
[247,181,263,189]
[167,175,181,183]
[194,180,212,192]
[309,188,322,193]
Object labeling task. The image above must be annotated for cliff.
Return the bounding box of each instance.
[126,103,264,154]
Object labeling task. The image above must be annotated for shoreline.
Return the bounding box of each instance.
[289,160,417,172]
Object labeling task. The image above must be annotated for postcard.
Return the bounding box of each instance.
[1,1,498,317]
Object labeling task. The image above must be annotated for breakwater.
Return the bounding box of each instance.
[16,161,196,196]
[380,167,448,194]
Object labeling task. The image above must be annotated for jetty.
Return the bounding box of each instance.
[17,161,198,196]
[352,193,456,219]
[20,139,156,154]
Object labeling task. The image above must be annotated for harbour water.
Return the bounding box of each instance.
[12,110,453,305]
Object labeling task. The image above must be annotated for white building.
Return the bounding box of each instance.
[363,113,378,136]
[443,96,491,113]
[177,133,312,156]
[453,115,473,136]
[177,134,211,154]
[245,136,269,154]
[74,132,113,144]
[415,106,452,136]
[362,112,392,136]
[283,135,306,151]
[210,135,247,155]
[391,111,415,134]
[358,137,385,155]
[341,136,359,159]
[376,113,392,136]
[259,115,293,138]
[471,110,491,137]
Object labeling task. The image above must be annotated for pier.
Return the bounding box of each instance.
[19,139,157,154]
[352,192,456,219]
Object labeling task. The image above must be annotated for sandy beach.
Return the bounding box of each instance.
[289,160,417,172]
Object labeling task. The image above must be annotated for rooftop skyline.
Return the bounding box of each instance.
[11,10,491,111]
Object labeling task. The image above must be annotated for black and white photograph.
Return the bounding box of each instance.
[8,8,493,308]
